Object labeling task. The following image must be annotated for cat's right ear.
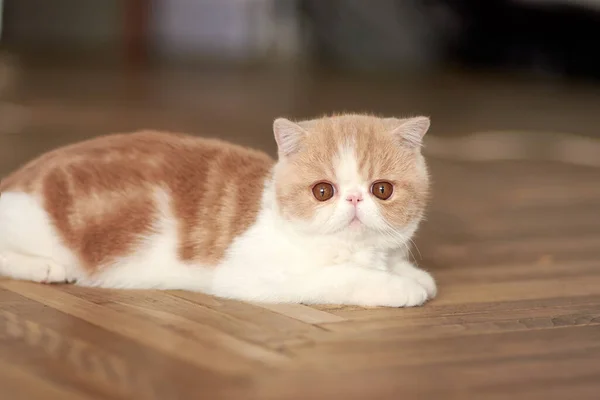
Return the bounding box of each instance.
[273,118,307,157]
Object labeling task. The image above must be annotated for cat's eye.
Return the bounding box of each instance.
[371,181,394,200]
[312,182,335,201]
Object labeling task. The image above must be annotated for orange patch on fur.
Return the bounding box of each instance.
[1,131,274,270]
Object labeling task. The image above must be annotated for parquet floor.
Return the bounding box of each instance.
[1,65,600,399]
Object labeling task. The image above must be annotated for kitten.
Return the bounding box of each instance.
[0,114,436,307]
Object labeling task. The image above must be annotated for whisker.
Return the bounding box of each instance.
[408,237,423,260]
[380,220,420,263]
[404,241,418,264]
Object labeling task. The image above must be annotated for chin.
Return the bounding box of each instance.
[338,220,374,241]
[349,219,363,229]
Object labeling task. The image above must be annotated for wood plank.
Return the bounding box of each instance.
[0,281,288,375]
[288,326,600,371]
[61,285,323,348]
[249,349,600,400]
[318,303,600,337]
[0,287,235,397]
[0,309,158,399]
[252,303,346,324]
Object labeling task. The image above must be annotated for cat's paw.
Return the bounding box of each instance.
[408,268,437,299]
[0,251,69,283]
[356,276,429,308]
[391,262,437,299]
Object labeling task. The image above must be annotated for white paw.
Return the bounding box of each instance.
[43,260,68,283]
[408,268,437,299]
[391,263,437,299]
[355,276,429,308]
[0,251,68,283]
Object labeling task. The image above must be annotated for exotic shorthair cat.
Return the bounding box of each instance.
[0,114,436,307]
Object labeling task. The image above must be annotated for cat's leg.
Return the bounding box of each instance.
[76,258,214,291]
[0,191,81,284]
[390,259,437,299]
[0,251,70,283]
[212,263,429,307]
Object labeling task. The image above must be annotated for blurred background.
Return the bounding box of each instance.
[1,0,600,148]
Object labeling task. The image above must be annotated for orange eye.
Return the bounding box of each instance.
[312,182,335,201]
[371,181,393,200]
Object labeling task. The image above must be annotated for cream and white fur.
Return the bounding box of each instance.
[0,115,436,307]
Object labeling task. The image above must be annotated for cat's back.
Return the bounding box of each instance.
[1,130,273,193]
[0,131,275,269]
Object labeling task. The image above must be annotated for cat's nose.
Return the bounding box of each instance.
[346,193,363,205]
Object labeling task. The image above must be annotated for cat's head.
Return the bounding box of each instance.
[272,114,430,246]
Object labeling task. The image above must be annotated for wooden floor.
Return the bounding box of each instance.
[1,64,600,399]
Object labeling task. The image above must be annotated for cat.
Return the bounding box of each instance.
[0,114,436,307]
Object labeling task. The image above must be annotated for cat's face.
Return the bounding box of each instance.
[273,114,430,245]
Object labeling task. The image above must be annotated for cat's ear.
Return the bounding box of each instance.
[273,118,308,157]
[387,116,430,149]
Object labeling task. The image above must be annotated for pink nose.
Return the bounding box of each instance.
[346,193,363,205]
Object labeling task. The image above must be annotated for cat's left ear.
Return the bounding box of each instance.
[273,118,308,157]
[387,116,430,149]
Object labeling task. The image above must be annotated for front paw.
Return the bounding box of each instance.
[409,268,437,299]
[391,263,437,299]
[356,276,429,308]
